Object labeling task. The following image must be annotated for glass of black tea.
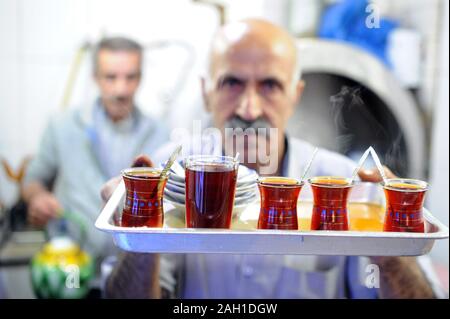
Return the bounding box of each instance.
[121,167,168,227]
[185,155,239,228]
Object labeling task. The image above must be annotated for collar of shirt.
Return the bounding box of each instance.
[280,135,290,177]
[94,99,137,131]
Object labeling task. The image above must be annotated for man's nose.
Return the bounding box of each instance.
[113,78,130,95]
[235,87,263,121]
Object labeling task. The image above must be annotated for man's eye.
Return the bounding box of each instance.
[261,79,281,91]
[221,78,242,88]
[105,75,116,81]
[127,74,140,81]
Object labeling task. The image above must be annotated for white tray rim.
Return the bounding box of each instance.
[95,180,449,240]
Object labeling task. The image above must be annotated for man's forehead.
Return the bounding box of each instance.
[211,48,294,82]
[97,50,141,71]
[209,19,298,81]
[99,49,140,59]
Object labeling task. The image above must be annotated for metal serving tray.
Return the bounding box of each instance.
[95,182,448,256]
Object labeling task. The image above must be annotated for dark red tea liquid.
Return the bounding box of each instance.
[257,177,302,230]
[121,170,167,227]
[383,182,426,233]
[185,163,237,228]
[310,178,353,231]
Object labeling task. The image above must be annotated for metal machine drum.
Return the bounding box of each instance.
[288,39,425,178]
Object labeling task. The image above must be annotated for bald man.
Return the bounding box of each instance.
[102,20,444,299]
[203,19,301,175]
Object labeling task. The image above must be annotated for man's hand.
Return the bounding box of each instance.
[100,154,161,299]
[27,191,61,227]
[358,165,397,182]
[100,154,154,202]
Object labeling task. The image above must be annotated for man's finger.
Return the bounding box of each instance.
[132,154,154,168]
[358,165,398,182]
[41,206,60,219]
[45,197,62,217]
[29,193,61,219]
[33,216,48,227]
[32,204,57,221]
[358,168,379,182]
[101,176,122,202]
[34,196,61,219]
[29,211,50,227]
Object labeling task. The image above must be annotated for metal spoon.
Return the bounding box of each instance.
[158,145,182,191]
[300,148,318,183]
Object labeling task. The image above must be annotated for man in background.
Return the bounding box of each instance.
[22,37,169,293]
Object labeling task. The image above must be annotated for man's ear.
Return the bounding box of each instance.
[201,77,211,112]
[294,80,305,106]
[93,72,100,85]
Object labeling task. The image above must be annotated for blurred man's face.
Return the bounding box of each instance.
[94,49,141,122]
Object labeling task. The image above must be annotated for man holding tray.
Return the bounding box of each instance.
[102,20,445,299]
[22,37,169,293]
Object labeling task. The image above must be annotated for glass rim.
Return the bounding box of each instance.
[121,167,168,181]
[307,176,354,188]
[184,154,239,167]
[382,178,428,192]
[257,176,304,188]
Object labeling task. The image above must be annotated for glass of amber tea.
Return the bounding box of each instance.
[382,179,428,233]
[308,176,354,231]
[185,155,239,228]
[257,177,303,230]
[121,167,168,227]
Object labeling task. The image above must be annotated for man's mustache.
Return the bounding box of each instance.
[107,96,131,104]
[224,116,272,131]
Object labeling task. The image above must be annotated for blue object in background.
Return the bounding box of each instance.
[318,0,398,67]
